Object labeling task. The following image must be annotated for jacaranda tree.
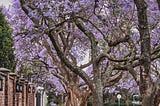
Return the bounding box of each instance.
[8,0,160,106]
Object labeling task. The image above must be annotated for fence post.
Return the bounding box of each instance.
[0,68,11,106]
[25,80,29,106]
[9,73,17,106]
[20,78,25,106]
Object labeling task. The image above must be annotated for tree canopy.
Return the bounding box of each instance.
[0,8,15,71]
[8,0,160,106]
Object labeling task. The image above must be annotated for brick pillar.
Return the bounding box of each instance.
[9,73,17,106]
[16,75,20,106]
[28,83,35,106]
[20,78,25,106]
[0,68,11,106]
[0,71,5,106]
[25,81,29,106]
[32,85,35,106]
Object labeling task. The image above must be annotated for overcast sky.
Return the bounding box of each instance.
[0,0,12,8]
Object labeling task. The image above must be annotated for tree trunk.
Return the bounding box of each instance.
[139,70,155,106]
[92,79,103,106]
[140,89,155,106]
[65,84,90,106]
[154,89,160,106]
[125,93,129,106]
[134,0,154,106]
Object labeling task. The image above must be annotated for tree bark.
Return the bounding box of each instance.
[74,19,104,106]
[157,0,160,10]
[125,92,129,106]
[65,84,91,106]
[134,0,154,106]
[92,79,103,106]
[154,89,160,106]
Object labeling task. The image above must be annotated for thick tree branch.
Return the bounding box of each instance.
[51,71,68,85]
[103,71,122,88]
[107,35,130,47]
[79,60,92,69]
[19,0,39,25]
[157,0,160,10]
[134,0,151,65]
[97,53,132,63]
[151,45,160,56]
[127,66,140,84]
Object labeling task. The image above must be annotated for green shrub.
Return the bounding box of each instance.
[87,102,141,106]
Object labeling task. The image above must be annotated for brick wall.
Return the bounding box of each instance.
[28,83,35,106]
[17,93,22,106]
[0,74,5,106]
[8,77,14,106]
[23,81,27,106]
[0,68,35,106]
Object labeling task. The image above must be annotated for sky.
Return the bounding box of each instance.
[0,0,12,8]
